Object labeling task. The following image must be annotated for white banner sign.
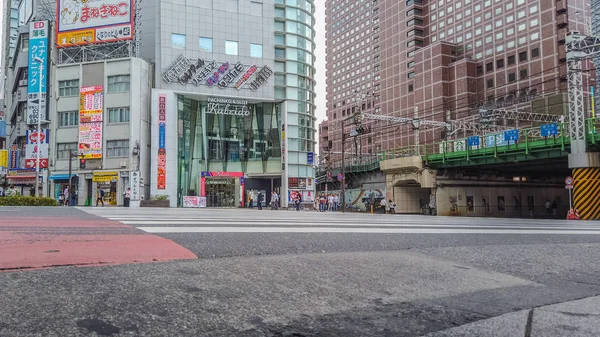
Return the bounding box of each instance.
[130,170,141,200]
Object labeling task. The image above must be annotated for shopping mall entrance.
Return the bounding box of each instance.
[205,178,236,207]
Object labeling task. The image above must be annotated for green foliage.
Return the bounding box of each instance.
[0,196,58,206]
[150,195,169,201]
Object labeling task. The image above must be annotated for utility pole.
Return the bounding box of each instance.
[68,150,73,205]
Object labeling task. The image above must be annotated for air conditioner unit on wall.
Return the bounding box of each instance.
[19,80,27,86]
[120,161,127,168]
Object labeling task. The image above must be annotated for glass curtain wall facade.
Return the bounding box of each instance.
[177,96,282,198]
[274,0,317,184]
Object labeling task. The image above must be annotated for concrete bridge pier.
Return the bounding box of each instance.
[381,156,435,214]
[570,152,600,220]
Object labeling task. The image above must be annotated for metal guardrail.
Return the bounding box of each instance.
[317,119,600,177]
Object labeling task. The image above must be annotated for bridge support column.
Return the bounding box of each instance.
[572,159,600,220]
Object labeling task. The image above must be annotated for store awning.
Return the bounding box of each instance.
[49,174,78,181]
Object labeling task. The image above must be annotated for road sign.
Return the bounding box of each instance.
[503,129,519,142]
[467,136,480,147]
[337,173,343,181]
[565,176,574,187]
[540,123,558,137]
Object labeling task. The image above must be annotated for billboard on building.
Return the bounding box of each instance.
[0,149,8,168]
[56,0,134,48]
[78,86,104,159]
[27,21,49,125]
[25,129,49,168]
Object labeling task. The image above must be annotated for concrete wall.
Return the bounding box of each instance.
[436,185,570,218]
[392,186,431,214]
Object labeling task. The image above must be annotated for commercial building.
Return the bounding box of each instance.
[143,0,317,207]
[320,0,593,215]
[322,0,592,152]
[1,0,317,208]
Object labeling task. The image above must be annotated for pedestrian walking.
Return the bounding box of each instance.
[63,186,69,207]
[257,191,263,210]
[544,199,552,217]
[333,194,339,212]
[123,188,131,207]
[271,191,279,210]
[5,185,18,197]
[295,193,301,211]
[379,198,387,214]
[248,189,255,208]
[551,200,558,218]
[319,193,326,212]
[389,200,396,214]
[328,194,334,212]
[97,189,105,207]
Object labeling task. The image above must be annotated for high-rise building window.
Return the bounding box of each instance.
[58,111,79,127]
[508,73,516,82]
[407,72,416,78]
[251,44,263,58]
[107,140,130,158]
[58,80,79,97]
[225,41,238,55]
[486,79,494,88]
[107,75,130,93]
[520,69,528,79]
[108,107,130,123]
[408,84,414,92]
[172,33,185,48]
[199,37,212,52]
[531,48,540,58]
[57,143,78,160]
[496,59,504,68]
[486,62,493,72]
[519,51,527,62]
[508,55,516,65]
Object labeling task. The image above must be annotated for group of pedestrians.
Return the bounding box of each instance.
[247,189,281,210]
[317,193,340,212]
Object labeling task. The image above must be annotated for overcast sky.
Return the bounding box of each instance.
[314,2,326,125]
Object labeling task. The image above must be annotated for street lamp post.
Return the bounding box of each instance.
[33,56,44,197]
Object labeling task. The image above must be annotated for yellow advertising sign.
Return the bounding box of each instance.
[57,30,96,48]
[0,149,8,168]
[92,171,119,183]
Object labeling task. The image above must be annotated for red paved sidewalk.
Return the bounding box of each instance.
[0,214,197,271]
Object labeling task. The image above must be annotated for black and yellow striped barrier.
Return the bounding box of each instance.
[573,167,600,220]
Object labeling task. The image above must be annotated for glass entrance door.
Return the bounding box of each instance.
[205,178,236,207]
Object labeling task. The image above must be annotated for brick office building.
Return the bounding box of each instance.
[320,0,593,156]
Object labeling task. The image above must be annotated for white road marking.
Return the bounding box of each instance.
[137,226,600,235]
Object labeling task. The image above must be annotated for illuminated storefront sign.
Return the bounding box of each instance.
[206,98,250,116]
[56,0,134,48]
[162,54,271,90]
[78,86,104,159]
[157,94,167,190]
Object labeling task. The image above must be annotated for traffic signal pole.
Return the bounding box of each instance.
[68,150,73,205]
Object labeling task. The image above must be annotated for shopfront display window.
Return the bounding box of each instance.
[177,95,282,206]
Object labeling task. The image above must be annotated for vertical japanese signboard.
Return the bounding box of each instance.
[25,129,49,168]
[130,170,140,200]
[78,86,104,159]
[0,149,8,168]
[10,145,19,169]
[27,21,49,125]
[56,0,134,48]
[157,94,167,189]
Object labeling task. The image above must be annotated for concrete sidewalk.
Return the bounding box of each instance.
[426,295,600,337]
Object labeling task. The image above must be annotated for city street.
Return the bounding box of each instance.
[1,207,600,336]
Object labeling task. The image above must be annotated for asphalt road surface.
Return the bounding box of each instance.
[1,206,600,337]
